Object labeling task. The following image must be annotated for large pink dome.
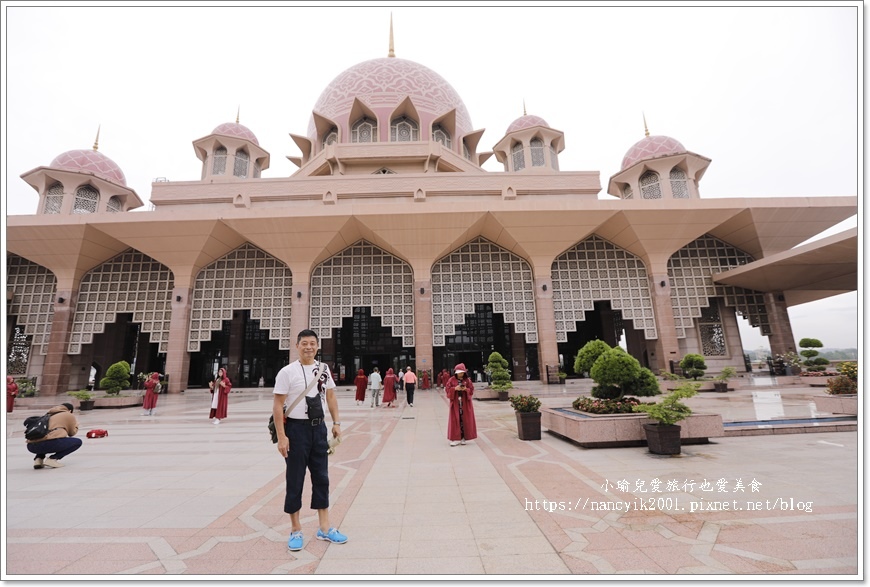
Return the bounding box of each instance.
[621,135,686,170]
[307,57,473,142]
[506,114,549,134]
[49,149,127,186]
[212,122,260,146]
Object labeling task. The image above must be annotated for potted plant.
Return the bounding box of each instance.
[557,371,567,384]
[509,394,542,440]
[487,352,513,401]
[69,390,95,411]
[632,383,699,455]
[713,366,737,393]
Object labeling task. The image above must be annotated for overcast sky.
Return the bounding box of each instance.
[1,2,861,351]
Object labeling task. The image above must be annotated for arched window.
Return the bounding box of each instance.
[106,196,122,213]
[549,145,559,171]
[352,117,377,143]
[670,167,690,199]
[212,146,227,175]
[233,149,249,178]
[432,124,451,147]
[73,185,99,214]
[43,182,64,214]
[640,171,662,199]
[511,142,525,171]
[391,116,419,142]
[323,127,338,148]
[530,138,545,167]
[623,185,633,199]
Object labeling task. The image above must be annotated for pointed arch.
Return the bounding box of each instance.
[309,241,414,346]
[640,170,661,199]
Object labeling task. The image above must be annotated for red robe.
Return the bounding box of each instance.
[446,376,477,441]
[422,371,430,389]
[209,374,231,419]
[354,370,368,401]
[383,369,398,403]
[7,377,18,413]
[143,374,160,410]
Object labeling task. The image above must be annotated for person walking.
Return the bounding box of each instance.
[446,363,477,446]
[208,367,232,424]
[421,369,430,390]
[403,367,418,407]
[142,372,161,415]
[382,368,398,408]
[353,369,368,406]
[368,367,382,407]
[7,376,18,413]
[272,329,347,552]
[26,402,82,469]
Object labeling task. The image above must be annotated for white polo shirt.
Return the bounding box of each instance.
[273,360,335,420]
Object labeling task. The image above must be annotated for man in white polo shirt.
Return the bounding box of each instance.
[273,329,348,551]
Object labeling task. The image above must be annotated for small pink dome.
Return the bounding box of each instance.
[49,149,127,186]
[211,122,260,146]
[506,114,549,134]
[307,57,472,142]
[621,135,686,170]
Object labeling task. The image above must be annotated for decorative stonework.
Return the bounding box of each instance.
[49,149,127,186]
[309,241,414,347]
[506,114,549,134]
[68,250,173,355]
[7,254,56,355]
[621,135,686,170]
[432,237,538,346]
[188,243,293,352]
[211,122,260,146]
[668,234,771,338]
[551,235,657,342]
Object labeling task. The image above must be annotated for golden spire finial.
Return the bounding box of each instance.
[523,99,527,116]
[236,106,240,124]
[93,125,101,151]
[643,112,649,137]
[388,13,395,57]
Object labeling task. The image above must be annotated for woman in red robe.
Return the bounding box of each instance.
[421,370,430,390]
[382,368,398,408]
[143,372,161,415]
[7,376,18,413]
[446,363,477,446]
[208,367,232,424]
[354,369,368,405]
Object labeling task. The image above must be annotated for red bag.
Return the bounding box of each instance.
[86,429,108,438]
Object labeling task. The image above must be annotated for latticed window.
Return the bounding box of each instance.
[73,185,99,214]
[670,167,689,198]
[43,182,64,214]
[106,196,122,213]
[323,128,338,147]
[233,149,249,178]
[549,145,559,171]
[698,301,727,356]
[530,139,545,167]
[391,116,419,142]
[511,142,525,171]
[623,185,633,199]
[432,124,451,147]
[352,117,377,143]
[212,146,227,175]
[640,171,662,199]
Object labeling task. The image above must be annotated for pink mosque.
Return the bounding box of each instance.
[6,33,857,395]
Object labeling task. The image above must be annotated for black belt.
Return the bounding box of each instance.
[289,418,323,426]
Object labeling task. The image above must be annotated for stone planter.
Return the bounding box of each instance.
[473,388,499,401]
[78,400,96,411]
[814,394,858,415]
[713,382,729,393]
[516,411,542,440]
[497,391,510,402]
[642,423,682,455]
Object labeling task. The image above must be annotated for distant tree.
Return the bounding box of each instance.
[487,352,513,392]
[799,338,829,372]
[574,340,611,377]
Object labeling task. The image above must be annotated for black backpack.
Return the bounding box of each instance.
[23,412,52,441]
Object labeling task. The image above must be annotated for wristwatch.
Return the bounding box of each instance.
[333,422,341,426]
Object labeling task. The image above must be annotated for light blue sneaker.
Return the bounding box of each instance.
[316,527,348,544]
[287,531,304,551]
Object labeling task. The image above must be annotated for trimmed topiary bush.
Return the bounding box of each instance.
[574,340,611,377]
[99,360,131,396]
[799,338,830,372]
[679,354,707,380]
[487,352,513,392]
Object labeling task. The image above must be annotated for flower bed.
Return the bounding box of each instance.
[572,396,646,414]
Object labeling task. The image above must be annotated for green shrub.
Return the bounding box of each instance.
[716,366,737,381]
[622,367,662,397]
[508,394,541,412]
[800,338,829,371]
[633,383,699,426]
[573,340,611,377]
[589,348,648,399]
[99,360,131,396]
[15,378,38,397]
[826,374,857,395]
[838,361,858,381]
[68,390,94,401]
[487,352,513,392]
[679,354,707,380]
[573,396,644,414]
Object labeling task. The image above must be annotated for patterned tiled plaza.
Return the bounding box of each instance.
[4,380,859,578]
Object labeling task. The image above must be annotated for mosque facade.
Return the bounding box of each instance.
[6,44,857,395]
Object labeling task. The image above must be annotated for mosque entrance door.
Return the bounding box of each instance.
[332,307,411,385]
[435,304,511,380]
[558,300,647,377]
